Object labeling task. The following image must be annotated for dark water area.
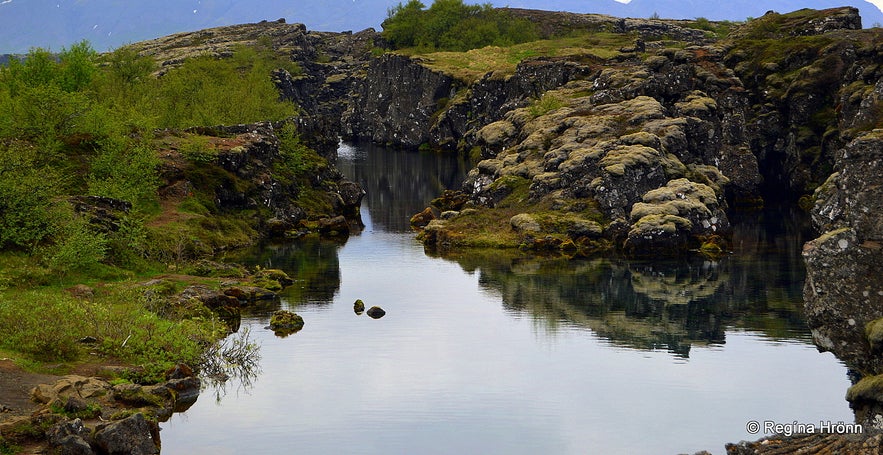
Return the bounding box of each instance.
[160,142,851,455]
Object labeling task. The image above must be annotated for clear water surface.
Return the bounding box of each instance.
[159,142,852,455]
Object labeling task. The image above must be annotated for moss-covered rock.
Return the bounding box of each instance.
[866,318,883,352]
[269,310,304,336]
[510,213,542,233]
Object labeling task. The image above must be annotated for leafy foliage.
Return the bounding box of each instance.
[0,39,315,373]
[0,142,66,250]
[382,0,539,51]
[88,138,161,212]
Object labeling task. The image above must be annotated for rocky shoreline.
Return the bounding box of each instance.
[0,264,303,454]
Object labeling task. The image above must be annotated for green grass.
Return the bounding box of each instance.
[401,31,633,82]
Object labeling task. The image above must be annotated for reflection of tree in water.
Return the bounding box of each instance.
[200,328,262,403]
[228,237,345,306]
[435,208,814,358]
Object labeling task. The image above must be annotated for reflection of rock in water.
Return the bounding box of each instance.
[436,216,811,358]
[629,261,721,306]
[228,237,344,306]
[336,141,468,232]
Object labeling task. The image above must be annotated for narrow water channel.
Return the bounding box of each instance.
[159,142,852,454]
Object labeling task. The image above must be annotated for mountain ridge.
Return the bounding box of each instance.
[0,0,882,53]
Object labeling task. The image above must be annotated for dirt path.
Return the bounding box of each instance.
[0,359,58,418]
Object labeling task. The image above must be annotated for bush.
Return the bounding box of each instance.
[88,138,161,212]
[46,213,108,274]
[382,0,539,51]
[0,142,65,250]
[0,291,88,361]
[144,46,298,128]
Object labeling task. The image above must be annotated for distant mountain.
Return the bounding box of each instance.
[546,0,883,24]
[1,0,881,53]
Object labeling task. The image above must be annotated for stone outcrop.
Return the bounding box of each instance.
[157,122,364,241]
[802,131,883,428]
[343,53,460,148]
[412,44,746,255]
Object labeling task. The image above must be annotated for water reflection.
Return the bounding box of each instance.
[430,207,815,358]
[160,143,850,455]
[228,237,345,306]
[336,141,468,232]
[199,328,262,403]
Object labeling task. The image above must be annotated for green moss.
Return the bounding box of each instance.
[49,400,103,419]
[866,318,883,351]
[269,310,305,335]
[599,145,659,176]
[847,374,883,403]
[699,235,728,259]
[675,92,717,117]
[631,214,693,234]
[489,175,531,204]
[528,93,566,118]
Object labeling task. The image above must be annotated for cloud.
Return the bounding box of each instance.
[0,0,12,5]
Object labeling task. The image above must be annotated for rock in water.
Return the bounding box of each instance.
[354,299,365,315]
[269,310,305,336]
[366,306,386,319]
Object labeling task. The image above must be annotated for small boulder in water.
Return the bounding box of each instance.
[366,306,386,319]
[354,299,365,315]
[269,310,304,336]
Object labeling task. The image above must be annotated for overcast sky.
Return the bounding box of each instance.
[1,0,882,53]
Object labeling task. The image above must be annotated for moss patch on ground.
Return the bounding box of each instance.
[401,31,634,83]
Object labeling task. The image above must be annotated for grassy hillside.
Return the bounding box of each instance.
[0,39,322,381]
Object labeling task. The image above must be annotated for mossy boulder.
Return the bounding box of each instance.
[354,299,365,315]
[624,214,693,256]
[410,207,436,228]
[431,190,470,212]
[846,374,883,427]
[254,268,294,287]
[868,318,883,352]
[624,178,728,257]
[269,310,304,335]
[510,213,542,233]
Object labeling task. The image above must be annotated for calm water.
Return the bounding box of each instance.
[160,142,852,454]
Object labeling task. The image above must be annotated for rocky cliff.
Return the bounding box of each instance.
[336,7,878,259]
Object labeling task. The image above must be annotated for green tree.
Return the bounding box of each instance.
[58,40,98,92]
[382,0,537,51]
